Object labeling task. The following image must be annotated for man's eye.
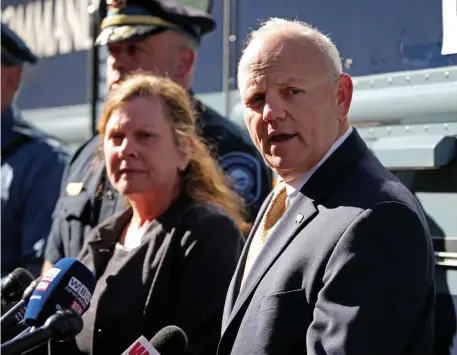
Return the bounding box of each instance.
[290,88,302,95]
[284,88,302,96]
[247,94,265,107]
[137,131,153,140]
[127,44,140,55]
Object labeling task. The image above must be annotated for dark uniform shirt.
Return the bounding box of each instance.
[44,98,272,264]
[1,105,68,277]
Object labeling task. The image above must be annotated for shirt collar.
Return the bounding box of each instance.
[2,105,15,128]
[284,126,354,204]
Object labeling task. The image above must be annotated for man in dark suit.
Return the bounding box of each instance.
[217,18,436,355]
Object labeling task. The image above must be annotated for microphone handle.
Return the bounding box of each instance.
[1,327,52,355]
[0,299,26,329]
[1,321,30,342]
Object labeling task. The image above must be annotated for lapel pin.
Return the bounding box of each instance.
[295,213,304,223]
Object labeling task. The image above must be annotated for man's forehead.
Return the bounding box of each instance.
[243,74,301,88]
[241,33,325,69]
[239,59,317,88]
[239,67,336,99]
[239,42,331,89]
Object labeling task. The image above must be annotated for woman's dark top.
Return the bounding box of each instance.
[52,194,244,355]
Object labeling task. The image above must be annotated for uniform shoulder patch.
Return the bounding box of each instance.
[218,152,262,206]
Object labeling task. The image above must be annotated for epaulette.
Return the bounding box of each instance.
[12,121,69,153]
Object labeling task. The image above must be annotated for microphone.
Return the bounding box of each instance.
[1,268,35,313]
[151,326,188,355]
[121,335,161,355]
[0,308,83,355]
[24,257,96,327]
[121,326,188,355]
[1,277,42,340]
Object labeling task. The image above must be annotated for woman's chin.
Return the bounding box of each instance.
[117,183,147,196]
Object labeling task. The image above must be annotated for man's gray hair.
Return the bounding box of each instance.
[240,17,343,78]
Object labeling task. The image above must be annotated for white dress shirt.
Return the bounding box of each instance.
[284,126,353,208]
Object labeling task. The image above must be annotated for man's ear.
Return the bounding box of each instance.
[336,73,353,123]
[176,47,195,78]
[1,65,22,110]
[3,65,22,92]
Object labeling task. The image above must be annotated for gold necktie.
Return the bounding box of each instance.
[258,181,288,242]
[241,182,287,287]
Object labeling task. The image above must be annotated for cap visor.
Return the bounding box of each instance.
[95,25,169,45]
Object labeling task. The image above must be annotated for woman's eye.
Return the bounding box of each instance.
[110,133,124,143]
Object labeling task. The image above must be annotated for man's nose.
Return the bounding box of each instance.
[262,97,286,122]
[107,51,129,74]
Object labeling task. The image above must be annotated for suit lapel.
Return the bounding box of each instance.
[222,192,273,331]
[223,192,317,332]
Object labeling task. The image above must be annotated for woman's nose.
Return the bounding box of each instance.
[118,138,137,159]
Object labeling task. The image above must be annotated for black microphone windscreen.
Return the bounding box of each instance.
[150,325,188,354]
[1,268,35,304]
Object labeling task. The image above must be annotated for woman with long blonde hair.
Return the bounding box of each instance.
[55,73,248,355]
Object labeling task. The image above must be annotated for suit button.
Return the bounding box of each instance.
[106,190,114,200]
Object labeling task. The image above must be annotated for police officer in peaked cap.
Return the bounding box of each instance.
[1,23,68,279]
[42,0,272,273]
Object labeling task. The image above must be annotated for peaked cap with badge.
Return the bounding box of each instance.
[95,0,215,45]
[1,22,38,66]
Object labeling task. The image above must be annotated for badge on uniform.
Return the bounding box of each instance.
[66,182,84,196]
[106,0,126,12]
[1,163,14,200]
[219,152,262,206]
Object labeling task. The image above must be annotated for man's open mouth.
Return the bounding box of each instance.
[269,134,297,143]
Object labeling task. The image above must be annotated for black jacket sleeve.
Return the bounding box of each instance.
[169,212,244,355]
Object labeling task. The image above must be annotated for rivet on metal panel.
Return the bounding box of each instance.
[445,71,450,78]
[405,76,411,82]
[425,74,430,80]
[405,126,410,132]
[344,58,353,70]
[387,77,392,84]
[444,123,449,131]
